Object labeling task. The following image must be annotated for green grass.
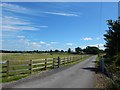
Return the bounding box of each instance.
[2,74,28,83]
[1,53,81,61]
[65,55,92,66]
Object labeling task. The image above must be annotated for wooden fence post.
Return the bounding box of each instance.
[53,58,55,69]
[67,57,69,64]
[71,57,73,62]
[64,57,67,65]
[70,57,71,62]
[64,57,65,65]
[58,57,60,68]
[29,60,32,74]
[73,57,74,62]
[6,60,9,78]
[45,59,47,70]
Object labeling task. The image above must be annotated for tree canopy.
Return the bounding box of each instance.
[104,17,120,57]
[75,47,82,54]
[104,17,120,66]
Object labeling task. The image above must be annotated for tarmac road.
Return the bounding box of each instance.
[3,55,97,88]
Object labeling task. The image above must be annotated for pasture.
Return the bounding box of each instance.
[1,52,81,61]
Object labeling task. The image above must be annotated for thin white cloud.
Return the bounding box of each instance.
[2,3,79,17]
[1,3,45,17]
[2,3,28,14]
[2,16,43,31]
[18,37,54,49]
[19,38,31,46]
[2,25,39,31]
[46,44,51,46]
[43,12,79,17]
[2,3,48,31]
[31,42,41,47]
[40,41,46,44]
[16,36,25,39]
[66,43,73,46]
[18,37,41,47]
[83,37,93,41]
[2,16,30,25]
[51,42,58,44]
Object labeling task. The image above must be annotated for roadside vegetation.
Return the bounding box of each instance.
[96,17,120,89]
[104,17,120,72]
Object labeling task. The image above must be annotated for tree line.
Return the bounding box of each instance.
[1,46,104,55]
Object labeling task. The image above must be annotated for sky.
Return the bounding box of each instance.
[1,2,118,51]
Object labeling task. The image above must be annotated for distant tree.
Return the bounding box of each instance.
[75,47,82,54]
[68,48,71,53]
[61,50,64,52]
[83,46,99,54]
[55,49,59,52]
[45,51,48,53]
[50,50,52,53]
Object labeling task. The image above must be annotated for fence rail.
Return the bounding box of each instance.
[1,55,86,78]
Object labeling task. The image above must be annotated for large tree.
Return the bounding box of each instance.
[104,17,120,67]
[75,47,82,54]
[104,17,120,57]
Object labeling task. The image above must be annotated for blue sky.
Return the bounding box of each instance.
[1,2,118,51]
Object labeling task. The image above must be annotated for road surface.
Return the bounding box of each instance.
[3,55,97,88]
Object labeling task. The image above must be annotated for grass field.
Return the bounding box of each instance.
[1,53,81,61]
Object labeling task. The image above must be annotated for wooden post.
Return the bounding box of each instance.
[64,57,65,65]
[6,60,9,78]
[58,57,60,68]
[64,57,66,64]
[45,59,47,70]
[67,57,69,64]
[71,57,73,62]
[70,57,71,63]
[73,57,74,62]
[81,55,82,60]
[53,58,55,69]
[29,60,32,74]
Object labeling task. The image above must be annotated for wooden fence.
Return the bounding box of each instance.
[1,56,84,78]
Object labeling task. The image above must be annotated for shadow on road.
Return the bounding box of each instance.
[82,67,97,72]
[92,61,97,64]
